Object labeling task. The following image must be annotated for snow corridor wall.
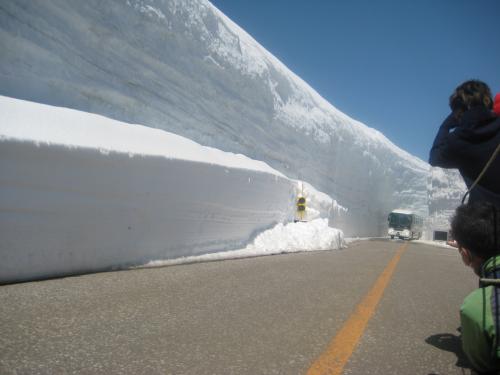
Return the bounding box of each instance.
[0,141,295,283]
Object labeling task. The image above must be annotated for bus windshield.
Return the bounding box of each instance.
[388,213,412,229]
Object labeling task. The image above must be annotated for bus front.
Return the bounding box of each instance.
[387,211,412,240]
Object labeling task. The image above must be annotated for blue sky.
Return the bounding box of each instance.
[210,0,500,162]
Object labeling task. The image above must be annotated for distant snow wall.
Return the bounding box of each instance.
[0,140,294,283]
[424,167,467,240]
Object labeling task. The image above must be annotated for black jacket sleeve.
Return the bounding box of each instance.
[429,113,461,168]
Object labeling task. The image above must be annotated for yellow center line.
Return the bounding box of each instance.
[307,242,409,375]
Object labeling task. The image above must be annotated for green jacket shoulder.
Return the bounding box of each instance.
[461,286,498,372]
[460,255,500,373]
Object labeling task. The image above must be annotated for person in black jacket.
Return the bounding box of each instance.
[429,80,500,207]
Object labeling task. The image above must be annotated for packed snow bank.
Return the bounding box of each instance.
[0,95,283,175]
[0,96,302,283]
[143,218,345,268]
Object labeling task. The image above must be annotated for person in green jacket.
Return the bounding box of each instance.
[451,202,500,374]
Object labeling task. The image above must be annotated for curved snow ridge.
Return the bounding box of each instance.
[141,0,418,165]
[205,0,428,170]
[0,95,286,177]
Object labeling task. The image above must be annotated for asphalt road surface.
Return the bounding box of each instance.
[0,239,478,374]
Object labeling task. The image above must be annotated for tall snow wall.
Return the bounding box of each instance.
[0,97,295,283]
[0,0,429,236]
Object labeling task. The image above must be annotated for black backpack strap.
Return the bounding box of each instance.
[462,143,500,205]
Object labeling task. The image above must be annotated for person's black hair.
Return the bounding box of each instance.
[451,202,500,259]
[449,80,493,118]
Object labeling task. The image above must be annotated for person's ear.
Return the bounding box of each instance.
[459,247,473,267]
[483,96,492,109]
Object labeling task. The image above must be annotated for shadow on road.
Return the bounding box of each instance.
[425,332,472,372]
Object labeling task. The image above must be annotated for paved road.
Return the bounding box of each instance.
[0,239,477,374]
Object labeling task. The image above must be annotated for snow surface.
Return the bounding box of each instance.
[0,96,345,283]
[0,0,440,238]
[0,95,283,175]
[0,0,465,281]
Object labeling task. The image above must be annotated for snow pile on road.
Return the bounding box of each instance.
[144,218,345,268]
[247,218,345,252]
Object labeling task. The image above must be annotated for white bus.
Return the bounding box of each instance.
[387,210,423,240]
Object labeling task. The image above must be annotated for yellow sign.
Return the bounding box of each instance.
[296,196,306,221]
[297,197,306,211]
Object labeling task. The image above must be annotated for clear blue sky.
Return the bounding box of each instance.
[210,0,500,162]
